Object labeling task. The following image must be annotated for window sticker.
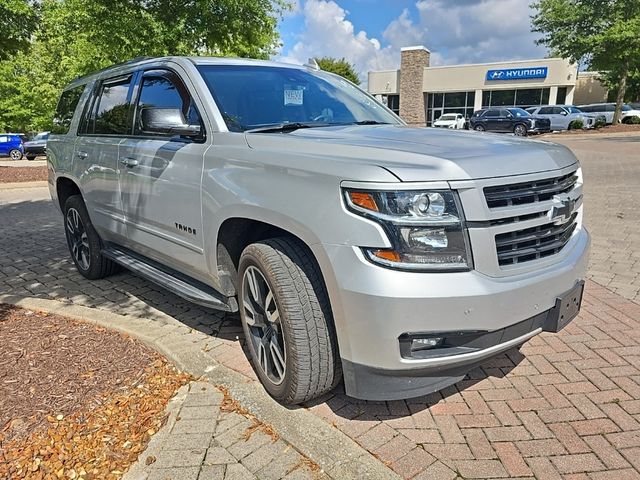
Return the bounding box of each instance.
[284,88,303,106]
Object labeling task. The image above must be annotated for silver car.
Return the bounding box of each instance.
[48,57,589,404]
[525,105,603,131]
[578,103,640,124]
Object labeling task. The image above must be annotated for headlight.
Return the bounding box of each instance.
[344,189,473,271]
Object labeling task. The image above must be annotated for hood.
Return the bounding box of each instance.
[245,125,577,182]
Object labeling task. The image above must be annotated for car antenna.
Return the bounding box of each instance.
[305,58,320,71]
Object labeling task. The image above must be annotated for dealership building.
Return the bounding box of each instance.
[367,46,608,126]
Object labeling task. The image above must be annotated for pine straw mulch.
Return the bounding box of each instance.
[0,166,48,183]
[0,304,191,479]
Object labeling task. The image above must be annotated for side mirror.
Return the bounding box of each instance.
[560,111,568,116]
[140,108,201,137]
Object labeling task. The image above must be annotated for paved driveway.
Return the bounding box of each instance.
[1,133,639,479]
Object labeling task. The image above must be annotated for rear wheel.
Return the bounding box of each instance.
[238,237,340,404]
[514,124,527,136]
[474,124,485,132]
[63,195,120,280]
[26,155,36,161]
[9,149,22,160]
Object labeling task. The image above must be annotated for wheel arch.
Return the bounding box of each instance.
[56,175,83,211]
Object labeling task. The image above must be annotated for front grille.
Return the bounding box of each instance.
[495,213,578,266]
[484,171,578,209]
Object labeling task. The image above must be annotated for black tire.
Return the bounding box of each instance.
[63,195,120,280]
[474,124,485,132]
[26,155,36,161]
[514,123,528,136]
[238,237,340,404]
[9,149,23,160]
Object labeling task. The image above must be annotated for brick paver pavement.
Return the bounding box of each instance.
[1,133,639,479]
[124,381,325,480]
[549,134,640,303]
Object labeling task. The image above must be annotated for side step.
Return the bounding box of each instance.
[102,245,237,313]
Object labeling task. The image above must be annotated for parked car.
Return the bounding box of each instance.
[469,108,551,136]
[525,105,605,131]
[49,57,589,404]
[577,103,640,124]
[23,131,50,160]
[433,113,466,129]
[0,133,24,160]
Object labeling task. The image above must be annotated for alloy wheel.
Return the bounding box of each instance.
[514,125,527,136]
[9,149,22,160]
[66,207,91,271]
[242,266,287,385]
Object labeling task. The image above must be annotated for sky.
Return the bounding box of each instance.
[276,0,549,82]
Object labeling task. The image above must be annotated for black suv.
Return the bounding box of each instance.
[469,108,551,136]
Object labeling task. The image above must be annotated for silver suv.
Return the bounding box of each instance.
[48,57,590,404]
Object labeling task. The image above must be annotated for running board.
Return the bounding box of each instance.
[102,246,237,313]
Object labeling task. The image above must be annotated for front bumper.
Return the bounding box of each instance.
[315,227,590,400]
[24,145,46,155]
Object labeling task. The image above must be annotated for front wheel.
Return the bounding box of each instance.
[26,155,36,161]
[474,124,485,132]
[514,124,528,136]
[9,149,23,160]
[238,237,340,404]
[63,195,120,280]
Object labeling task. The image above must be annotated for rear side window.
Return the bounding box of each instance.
[484,110,500,117]
[52,84,85,134]
[86,75,133,135]
[133,70,202,137]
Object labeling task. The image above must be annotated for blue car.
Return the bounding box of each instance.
[0,134,24,160]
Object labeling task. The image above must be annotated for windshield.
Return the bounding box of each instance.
[567,106,582,114]
[197,65,401,132]
[438,114,457,121]
[507,108,531,117]
[33,132,49,141]
[622,104,632,111]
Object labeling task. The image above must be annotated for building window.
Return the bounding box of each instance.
[556,87,567,105]
[482,88,551,109]
[385,94,400,115]
[426,91,476,126]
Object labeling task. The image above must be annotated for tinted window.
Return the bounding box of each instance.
[197,65,400,131]
[605,104,616,112]
[484,110,501,117]
[92,75,133,135]
[52,84,85,134]
[552,107,566,115]
[134,71,201,136]
[539,107,554,115]
[580,106,592,112]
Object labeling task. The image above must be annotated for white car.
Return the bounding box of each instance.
[433,113,466,129]
[578,103,640,124]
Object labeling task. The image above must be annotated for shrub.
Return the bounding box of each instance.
[568,119,584,130]
[594,119,606,129]
[624,115,640,124]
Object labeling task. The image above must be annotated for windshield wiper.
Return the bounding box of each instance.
[351,120,392,125]
[245,122,329,133]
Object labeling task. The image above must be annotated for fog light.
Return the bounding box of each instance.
[411,337,443,352]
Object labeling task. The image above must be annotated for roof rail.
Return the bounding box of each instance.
[71,56,155,83]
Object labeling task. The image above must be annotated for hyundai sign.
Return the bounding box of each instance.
[486,67,548,81]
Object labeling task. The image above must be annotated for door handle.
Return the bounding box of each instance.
[76,151,88,159]
[120,157,139,168]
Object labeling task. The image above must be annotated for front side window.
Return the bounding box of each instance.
[197,65,401,132]
[134,70,202,137]
[539,107,554,115]
[92,75,133,135]
[52,84,85,134]
[484,110,500,117]
[507,108,531,117]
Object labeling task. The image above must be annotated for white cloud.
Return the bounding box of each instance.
[277,0,548,81]
[276,0,398,81]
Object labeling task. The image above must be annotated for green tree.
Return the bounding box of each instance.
[316,57,360,85]
[0,0,37,59]
[532,0,640,123]
[0,0,291,132]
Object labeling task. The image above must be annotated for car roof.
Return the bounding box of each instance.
[65,55,313,90]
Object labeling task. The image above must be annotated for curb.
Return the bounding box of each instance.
[0,181,48,190]
[0,294,400,480]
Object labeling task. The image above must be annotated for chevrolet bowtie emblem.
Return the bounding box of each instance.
[549,194,576,224]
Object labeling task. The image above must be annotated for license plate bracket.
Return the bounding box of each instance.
[544,281,584,333]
